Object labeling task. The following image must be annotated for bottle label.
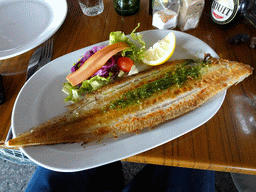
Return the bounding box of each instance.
[211,0,239,24]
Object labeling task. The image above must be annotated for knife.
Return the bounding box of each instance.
[26,46,43,80]
[5,46,43,142]
[0,74,5,105]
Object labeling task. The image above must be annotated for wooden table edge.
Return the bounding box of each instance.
[122,156,256,175]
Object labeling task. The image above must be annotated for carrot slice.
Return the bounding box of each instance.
[66,42,130,86]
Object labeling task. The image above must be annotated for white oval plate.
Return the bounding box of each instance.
[0,0,67,60]
[12,30,226,172]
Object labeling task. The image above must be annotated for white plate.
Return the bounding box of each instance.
[12,30,226,172]
[0,0,67,60]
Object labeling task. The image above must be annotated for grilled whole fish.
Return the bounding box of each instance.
[7,57,253,147]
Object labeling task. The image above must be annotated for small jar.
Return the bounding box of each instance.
[113,0,140,16]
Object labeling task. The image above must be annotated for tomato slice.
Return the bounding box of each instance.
[117,57,134,72]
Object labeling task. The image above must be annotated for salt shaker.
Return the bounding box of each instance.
[152,0,180,29]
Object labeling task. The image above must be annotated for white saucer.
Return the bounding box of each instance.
[0,0,67,60]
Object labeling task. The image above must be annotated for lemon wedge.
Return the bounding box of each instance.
[142,32,176,66]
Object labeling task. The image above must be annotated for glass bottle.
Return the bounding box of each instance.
[244,0,256,28]
[113,0,140,16]
[210,0,251,28]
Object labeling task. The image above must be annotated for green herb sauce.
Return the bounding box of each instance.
[108,60,208,110]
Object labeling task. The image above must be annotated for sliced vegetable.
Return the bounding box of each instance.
[71,46,106,73]
[62,74,112,102]
[66,42,130,86]
[109,23,146,62]
[117,57,134,72]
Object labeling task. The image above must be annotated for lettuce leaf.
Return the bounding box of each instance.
[62,74,112,102]
[109,23,146,62]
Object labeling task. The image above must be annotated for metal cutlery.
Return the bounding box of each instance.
[5,46,43,143]
[38,38,54,68]
[26,46,42,80]
[0,74,5,105]
[5,38,54,143]
[26,38,54,80]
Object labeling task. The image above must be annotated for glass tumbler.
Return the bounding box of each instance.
[78,0,104,16]
[113,0,140,16]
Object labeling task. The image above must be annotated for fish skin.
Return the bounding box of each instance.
[7,57,253,147]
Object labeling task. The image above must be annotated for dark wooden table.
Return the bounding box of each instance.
[1,0,255,175]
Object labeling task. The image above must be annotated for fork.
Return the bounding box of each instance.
[5,38,54,143]
[37,38,54,68]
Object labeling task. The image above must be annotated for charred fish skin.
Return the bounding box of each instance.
[7,57,253,147]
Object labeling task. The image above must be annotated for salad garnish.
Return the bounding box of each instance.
[109,23,146,62]
[62,23,145,102]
